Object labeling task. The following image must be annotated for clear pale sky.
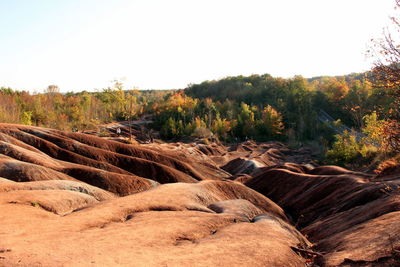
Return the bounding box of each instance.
[0,0,396,92]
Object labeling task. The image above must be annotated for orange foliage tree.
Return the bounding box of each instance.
[369,0,400,152]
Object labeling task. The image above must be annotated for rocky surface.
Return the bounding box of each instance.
[0,123,399,266]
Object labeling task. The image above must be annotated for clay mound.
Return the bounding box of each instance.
[62,180,289,223]
[245,167,400,265]
[0,177,14,182]
[143,141,232,179]
[221,157,264,175]
[313,211,400,266]
[0,124,235,195]
[62,167,161,196]
[0,179,115,201]
[196,143,226,156]
[213,141,290,175]
[245,168,386,226]
[232,174,253,183]
[0,124,227,179]
[0,190,99,216]
[0,180,311,266]
[149,140,301,178]
[0,137,159,195]
[308,165,373,178]
[0,153,158,196]
[301,194,400,266]
[249,162,312,177]
[62,131,228,180]
[0,156,76,182]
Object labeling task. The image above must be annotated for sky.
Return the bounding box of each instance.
[0,0,396,92]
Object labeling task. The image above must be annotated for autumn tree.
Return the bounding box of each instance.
[255,105,284,140]
[211,113,233,141]
[45,85,60,95]
[369,0,400,152]
[343,79,372,128]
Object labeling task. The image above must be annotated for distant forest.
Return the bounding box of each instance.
[0,72,393,167]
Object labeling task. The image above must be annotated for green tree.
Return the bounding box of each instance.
[20,111,33,125]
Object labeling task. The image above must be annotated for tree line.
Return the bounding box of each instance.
[0,71,396,167]
[0,73,390,141]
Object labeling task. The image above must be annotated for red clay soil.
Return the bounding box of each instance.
[0,124,230,194]
[1,123,400,266]
[0,180,310,267]
[245,165,400,266]
[149,141,293,177]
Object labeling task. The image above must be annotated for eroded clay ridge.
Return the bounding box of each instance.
[244,165,400,266]
[0,124,233,195]
[0,123,399,266]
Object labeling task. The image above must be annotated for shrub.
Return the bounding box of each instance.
[326,130,377,166]
[20,111,33,125]
[192,127,213,139]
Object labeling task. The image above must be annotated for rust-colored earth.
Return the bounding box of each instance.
[0,123,399,266]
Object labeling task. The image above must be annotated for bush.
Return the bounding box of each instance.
[20,111,33,125]
[326,130,377,166]
[192,127,213,139]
